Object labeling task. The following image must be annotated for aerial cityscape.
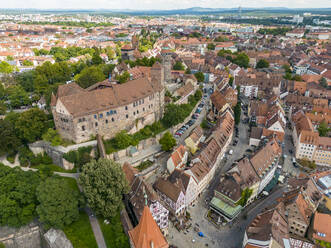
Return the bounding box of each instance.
[0,1,331,248]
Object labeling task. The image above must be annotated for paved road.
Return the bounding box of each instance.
[282,127,300,177]
[167,185,286,248]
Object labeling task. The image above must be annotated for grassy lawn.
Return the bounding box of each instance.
[98,214,130,248]
[63,211,98,248]
[61,177,80,192]
[31,163,77,173]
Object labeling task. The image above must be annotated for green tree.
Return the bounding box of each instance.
[36,177,80,229]
[173,61,185,71]
[237,188,253,207]
[115,71,130,84]
[282,64,292,73]
[185,68,191,74]
[0,61,14,74]
[113,131,134,149]
[79,159,129,218]
[318,121,330,137]
[229,76,234,86]
[0,83,4,99]
[194,72,205,82]
[22,60,34,66]
[91,51,103,65]
[0,119,21,154]
[42,128,62,146]
[159,131,176,151]
[0,164,40,227]
[256,59,270,69]
[233,53,249,68]
[6,85,30,108]
[15,108,49,143]
[6,55,14,61]
[207,43,216,50]
[319,77,328,88]
[0,100,6,115]
[75,66,105,88]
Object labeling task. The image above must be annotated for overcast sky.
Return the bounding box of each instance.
[2,0,331,10]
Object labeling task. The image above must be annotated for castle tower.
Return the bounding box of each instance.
[151,61,164,87]
[162,54,172,84]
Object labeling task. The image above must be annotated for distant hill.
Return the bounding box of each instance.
[1,7,331,15]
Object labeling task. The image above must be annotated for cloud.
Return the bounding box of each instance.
[2,0,331,9]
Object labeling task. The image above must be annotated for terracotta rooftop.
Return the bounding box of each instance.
[128,206,169,248]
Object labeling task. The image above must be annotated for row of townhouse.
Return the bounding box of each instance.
[243,175,323,248]
[248,96,287,146]
[153,109,234,216]
[210,138,282,222]
[292,111,331,167]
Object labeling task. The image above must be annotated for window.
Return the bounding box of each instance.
[126,114,128,119]
[82,126,85,131]
[94,114,97,119]
[143,107,145,111]
[125,106,128,110]
[133,112,135,115]
[105,119,108,124]
[95,122,98,127]
[99,114,103,118]
[112,118,114,122]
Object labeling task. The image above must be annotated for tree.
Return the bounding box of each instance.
[0,100,6,115]
[79,159,129,218]
[232,53,249,68]
[318,121,330,137]
[229,76,234,87]
[22,60,33,66]
[113,131,134,149]
[173,61,185,71]
[282,64,292,73]
[256,59,270,69]
[0,61,15,74]
[185,68,191,74]
[36,177,80,229]
[75,66,105,88]
[0,83,4,99]
[194,72,205,82]
[91,51,103,65]
[319,77,328,88]
[115,71,130,84]
[0,119,21,154]
[0,164,40,227]
[42,128,62,146]
[237,188,253,207]
[234,102,241,125]
[159,131,176,151]
[207,43,216,50]
[15,108,49,143]
[6,85,30,108]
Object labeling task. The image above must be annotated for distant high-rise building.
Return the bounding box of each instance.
[238,6,242,19]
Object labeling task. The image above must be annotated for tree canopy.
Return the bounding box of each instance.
[78,159,129,218]
[173,61,185,71]
[194,72,205,82]
[318,121,330,137]
[36,177,80,229]
[15,108,49,143]
[159,131,176,151]
[256,59,270,69]
[0,164,41,227]
[0,119,22,154]
[75,66,106,88]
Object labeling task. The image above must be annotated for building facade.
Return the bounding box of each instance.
[51,63,165,143]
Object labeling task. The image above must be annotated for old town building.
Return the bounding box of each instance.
[51,62,165,143]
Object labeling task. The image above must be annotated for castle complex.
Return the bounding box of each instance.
[51,62,165,143]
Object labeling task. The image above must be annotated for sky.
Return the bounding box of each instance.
[2,0,331,10]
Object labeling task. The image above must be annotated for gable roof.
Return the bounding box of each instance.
[128,206,169,248]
